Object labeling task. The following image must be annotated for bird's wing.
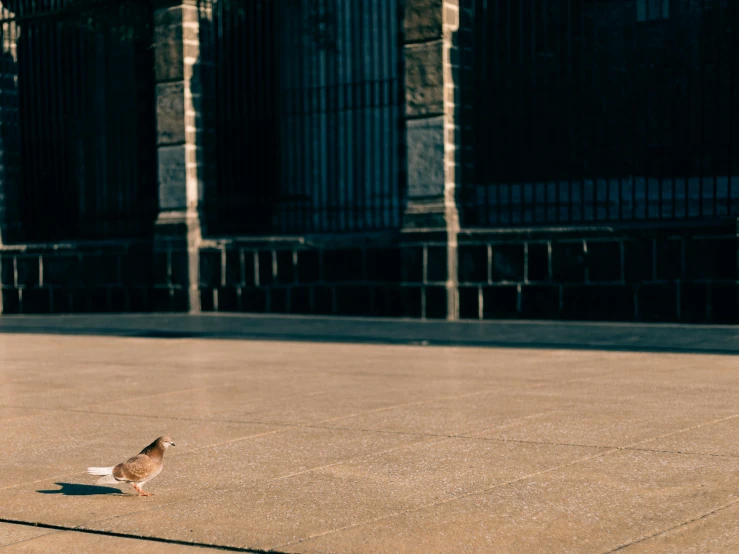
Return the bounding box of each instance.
[112,454,159,482]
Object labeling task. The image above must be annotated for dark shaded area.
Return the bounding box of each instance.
[0,313,737,355]
[0,518,279,553]
[460,0,739,226]
[2,0,157,243]
[37,482,121,496]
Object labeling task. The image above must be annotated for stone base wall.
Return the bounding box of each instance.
[0,224,736,323]
[197,233,449,319]
[0,242,155,314]
[457,224,738,323]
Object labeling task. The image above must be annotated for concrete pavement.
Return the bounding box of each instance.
[0,316,738,552]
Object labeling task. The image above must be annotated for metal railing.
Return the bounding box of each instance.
[0,0,157,243]
[200,0,405,236]
[460,0,739,227]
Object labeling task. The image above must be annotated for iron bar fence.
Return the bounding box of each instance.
[200,0,405,236]
[0,0,157,243]
[460,0,739,227]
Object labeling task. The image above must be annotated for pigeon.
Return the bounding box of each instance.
[87,436,175,496]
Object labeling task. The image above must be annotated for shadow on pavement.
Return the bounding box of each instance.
[36,483,123,496]
[0,314,736,355]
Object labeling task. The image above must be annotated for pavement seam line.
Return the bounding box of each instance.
[0,519,295,554]
[0,528,62,550]
[46,413,599,541]
[601,497,739,553]
[278,446,622,549]
[279,413,739,549]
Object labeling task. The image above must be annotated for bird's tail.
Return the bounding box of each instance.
[87,466,117,485]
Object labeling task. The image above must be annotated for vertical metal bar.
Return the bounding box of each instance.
[698,0,707,218]
[728,0,737,215]
[379,0,389,228]
[713,3,721,217]
[566,0,573,222]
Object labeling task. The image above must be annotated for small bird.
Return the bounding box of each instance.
[87,436,175,496]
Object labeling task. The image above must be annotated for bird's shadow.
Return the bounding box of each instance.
[37,482,125,496]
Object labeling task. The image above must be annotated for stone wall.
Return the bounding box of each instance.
[0,242,155,314]
[197,234,449,319]
[457,225,738,323]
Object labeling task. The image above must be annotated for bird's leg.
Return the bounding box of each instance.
[131,483,152,497]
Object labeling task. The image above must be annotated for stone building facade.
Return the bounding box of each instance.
[0,0,736,323]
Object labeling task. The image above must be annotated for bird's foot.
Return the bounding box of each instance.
[132,484,152,497]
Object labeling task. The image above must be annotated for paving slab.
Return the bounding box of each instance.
[0,523,53,548]
[0,319,738,553]
[95,437,601,550]
[621,501,739,553]
[296,449,739,554]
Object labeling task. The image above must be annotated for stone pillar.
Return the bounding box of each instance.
[402,0,464,319]
[152,0,211,312]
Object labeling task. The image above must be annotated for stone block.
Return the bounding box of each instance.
[275,250,295,284]
[405,42,444,117]
[313,286,334,315]
[366,248,401,282]
[400,246,424,283]
[336,286,372,316]
[400,286,423,318]
[157,145,187,210]
[521,285,560,319]
[16,256,40,287]
[710,284,739,323]
[156,82,185,145]
[491,244,524,282]
[257,250,274,286]
[404,0,443,42]
[686,238,736,280]
[297,250,321,283]
[170,251,189,287]
[242,287,267,313]
[154,6,184,82]
[624,239,653,283]
[270,287,288,313]
[458,245,487,283]
[324,249,363,282]
[681,283,707,323]
[199,288,214,311]
[587,241,622,282]
[482,286,519,318]
[527,243,549,281]
[407,117,445,198]
[218,286,239,312]
[551,242,586,283]
[290,286,312,314]
[638,284,677,322]
[424,285,447,318]
[22,287,50,314]
[225,248,242,286]
[562,285,634,321]
[0,256,15,286]
[655,238,683,281]
[426,246,447,282]
[458,286,479,319]
[42,256,81,286]
[83,255,119,286]
[199,249,221,287]
[2,289,19,314]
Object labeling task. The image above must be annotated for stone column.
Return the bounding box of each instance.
[402,0,464,319]
[152,0,211,312]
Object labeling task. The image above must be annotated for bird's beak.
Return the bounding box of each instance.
[171,443,176,447]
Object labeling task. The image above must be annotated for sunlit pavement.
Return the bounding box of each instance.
[0,315,738,553]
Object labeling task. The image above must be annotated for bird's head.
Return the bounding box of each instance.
[157,436,176,449]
